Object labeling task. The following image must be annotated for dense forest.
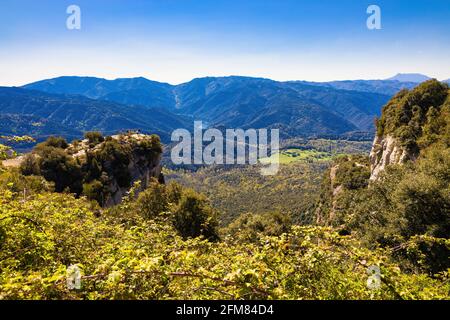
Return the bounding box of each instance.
[0,80,449,299]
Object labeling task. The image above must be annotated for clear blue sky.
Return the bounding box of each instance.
[0,0,449,85]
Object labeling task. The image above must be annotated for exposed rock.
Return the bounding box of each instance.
[328,164,342,222]
[103,147,162,207]
[1,155,24,168]
[369,134,416,180]
[70,133,163,207]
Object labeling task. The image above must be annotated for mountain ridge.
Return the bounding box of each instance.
[8,75,447,143]
[23,75,396,133]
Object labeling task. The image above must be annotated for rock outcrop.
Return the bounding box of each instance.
[369,134,416,180]
[14,133,164,207]
[103,154,163,207]
[69,133,164,207]
[369,80,449,180]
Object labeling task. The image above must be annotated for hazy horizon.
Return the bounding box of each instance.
[6,72,450,88]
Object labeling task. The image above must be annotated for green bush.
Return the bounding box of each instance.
[0,170,53,195]
[135,179,168,219]
[333,156,370,190]
[0,187,448,299]
[82,179,106,205]
[224,211,292,243]
[36,136,68,150]
[19,153,41,176]
[172,189,219,241]
[37,146,83,194]
[84,131,104,146]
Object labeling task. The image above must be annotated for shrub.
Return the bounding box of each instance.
[36,136,68,150]
[224,211,292,243]
[0,170,53,195]
[172,189,219,241]
[37,147,83,194]
[20,153,41,176]
[333,156,370,190]
[84,131,104,146]
[166,181,183,205]
[82,179,106,205]
[135,179,168,219]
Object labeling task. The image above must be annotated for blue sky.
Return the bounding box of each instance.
[0,0,449,86]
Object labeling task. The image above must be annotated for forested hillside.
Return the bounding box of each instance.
[165,139,372,226]
[316,80,450,275]
[1,76,428,149]
[0,87,190,142]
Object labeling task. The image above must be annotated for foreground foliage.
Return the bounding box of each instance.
[0,178,448,300]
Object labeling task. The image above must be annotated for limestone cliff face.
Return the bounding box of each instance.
[70,133,163,207]
[369,134,416,180]
[103,147,163,207]
[327,164,342,223]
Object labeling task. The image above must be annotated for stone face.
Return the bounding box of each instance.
[104,150,162,207]
[369,134,416,180]
[328,164,342,223]
[1,155,23,168]
[69,133,163,207]
[4,133,163,206]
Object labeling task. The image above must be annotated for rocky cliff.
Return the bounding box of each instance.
[369,80,449,180]
[368,134,417,180]
[69,133,164,207]
[16,132,164,207]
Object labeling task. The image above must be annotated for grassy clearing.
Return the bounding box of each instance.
[259,148,335,165]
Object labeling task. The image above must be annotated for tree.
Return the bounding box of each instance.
[172,189,219,241]
[135,178,168,219]
[38,146,83,194]
[82,179,105,205]
[36,136,68,150]
[224,211,292,243]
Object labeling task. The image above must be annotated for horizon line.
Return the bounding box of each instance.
[12,73,450,87]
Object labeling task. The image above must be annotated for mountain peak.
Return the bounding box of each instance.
[386,73,431,83]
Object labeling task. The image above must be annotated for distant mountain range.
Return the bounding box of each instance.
[0,73,446,142]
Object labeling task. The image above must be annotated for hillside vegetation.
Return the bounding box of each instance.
[317,80,450,275]
[0,170,448,299]
[164,138,371,226]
